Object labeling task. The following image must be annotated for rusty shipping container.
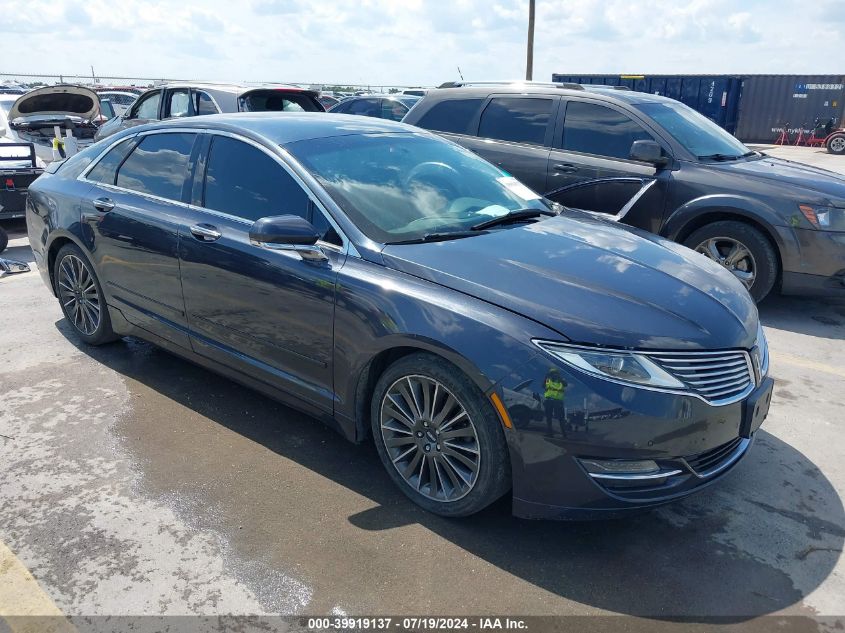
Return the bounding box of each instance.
[551,73,845,143]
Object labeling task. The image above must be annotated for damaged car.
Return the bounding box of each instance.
[5,84,102,163]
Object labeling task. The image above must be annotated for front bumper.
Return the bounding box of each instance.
[775,225,845,295]
[496,354,772,519]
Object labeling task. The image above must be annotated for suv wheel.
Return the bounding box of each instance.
[684,221,778,302]
[827,133,845,155]
[371,353,511,517]
[54,243,118,345]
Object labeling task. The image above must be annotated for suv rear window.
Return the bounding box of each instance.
[238,90,321,112]
[414,98,483,134]
[478,97,553,146]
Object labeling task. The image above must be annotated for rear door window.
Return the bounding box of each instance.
[202,135,310,222]
[478,97,553,146]
[193,90,219,115]
[414,98,484,134]
[561,101,653,159]
[116,132,195,201]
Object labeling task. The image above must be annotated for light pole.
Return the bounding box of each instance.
[526,0,535,80]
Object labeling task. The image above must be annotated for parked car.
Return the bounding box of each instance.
[403,89,428,97]
[94,82,325,140]
[404,81,845,301]
[318,94,340,110]
[27,114,772,519]
[2,85,101,163]
[95,90,138,117]
[0,141,42,252]
[329,94,420,122]
[826,127,845,155]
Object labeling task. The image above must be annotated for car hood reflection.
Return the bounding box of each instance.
[381,212,758,350]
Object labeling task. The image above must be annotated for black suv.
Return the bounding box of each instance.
[404,81,845,301]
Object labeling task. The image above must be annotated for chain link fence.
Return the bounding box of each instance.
[0,72,426,94]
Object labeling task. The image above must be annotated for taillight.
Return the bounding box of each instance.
[5,178,14,189]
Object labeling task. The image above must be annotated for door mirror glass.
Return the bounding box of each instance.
[629,139,666,165]
[250,215,320,245]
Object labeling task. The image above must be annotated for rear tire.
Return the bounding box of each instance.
[53,243,119,345]
[0,227,8,254]
[684,221,778,303]
[371,353,511,517]
[827,133,845,155]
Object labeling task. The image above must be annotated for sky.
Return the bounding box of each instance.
[1,0,843,87]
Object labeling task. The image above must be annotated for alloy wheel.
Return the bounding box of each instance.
[379,375,480,502]
[57,254,101,336]
[694,236,757,289]
[830,136,845,153]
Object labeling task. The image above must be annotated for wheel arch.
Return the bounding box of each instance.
[45,231,89,296]
[352,339,498,444]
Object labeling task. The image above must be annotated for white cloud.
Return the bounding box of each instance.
[0,0,841,87]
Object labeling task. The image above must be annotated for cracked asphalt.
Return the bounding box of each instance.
[0,219,843,625]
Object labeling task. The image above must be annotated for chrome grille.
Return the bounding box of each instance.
[648,351,754,404]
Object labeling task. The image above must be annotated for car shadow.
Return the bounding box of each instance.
[759,293,845,340]
[57,322,844,620]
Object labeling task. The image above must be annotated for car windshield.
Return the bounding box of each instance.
[635,101,751,159]
[288,132,554,244]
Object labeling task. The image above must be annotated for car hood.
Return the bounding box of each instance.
[381,213,758,350]
[711,154,845,202]
[9,85,100,122]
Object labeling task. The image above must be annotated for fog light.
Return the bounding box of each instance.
[580,458,659,475]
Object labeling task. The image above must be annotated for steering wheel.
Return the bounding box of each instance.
[402,161,462,200]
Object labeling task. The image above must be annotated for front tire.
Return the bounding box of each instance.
[684,221,778,302]
[371,353,511,517]
[54,243,118,345]
[827,133,845,155]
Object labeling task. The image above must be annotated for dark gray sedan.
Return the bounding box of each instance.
[27,114,772,519]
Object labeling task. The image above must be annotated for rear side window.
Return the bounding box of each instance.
[116,133,195,201]
[87,138,135,185]
[562,102,653,159]
[194,91,218,115]
[203,135,309,222]
[381,100,408,121]
[345,99,381,117]
[414,98,483,134]
[238,91,321,112]
[478,97,553,146]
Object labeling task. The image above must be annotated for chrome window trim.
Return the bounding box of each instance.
[77,127,357,257]
[532,339,757,407]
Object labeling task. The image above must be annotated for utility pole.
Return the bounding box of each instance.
[525,0,535,80]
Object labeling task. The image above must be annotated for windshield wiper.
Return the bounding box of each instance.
[386,230,486,245]
[470,208,556,231]
[697,153,742,161]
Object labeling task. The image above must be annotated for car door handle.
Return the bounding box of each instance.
[92,197,115,212]
[190,223,222,241]
[553,164,579,174]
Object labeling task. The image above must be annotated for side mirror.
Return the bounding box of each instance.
[630,140,668,166]
[249,215,327,262]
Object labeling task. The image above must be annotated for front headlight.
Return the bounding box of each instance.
[533,340,686,389]
[798,204,845,230]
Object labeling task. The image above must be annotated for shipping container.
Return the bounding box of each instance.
[551,73,845,143]
[732,75,845,143]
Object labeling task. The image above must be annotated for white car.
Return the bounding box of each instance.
[96,90,138,117]
[1,85,101,163]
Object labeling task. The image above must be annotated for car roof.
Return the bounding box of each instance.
[424,84,678,106]
[124,112,419,146]
[150,82,315,95]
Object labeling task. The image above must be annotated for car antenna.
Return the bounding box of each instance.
[457,66,465,81]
